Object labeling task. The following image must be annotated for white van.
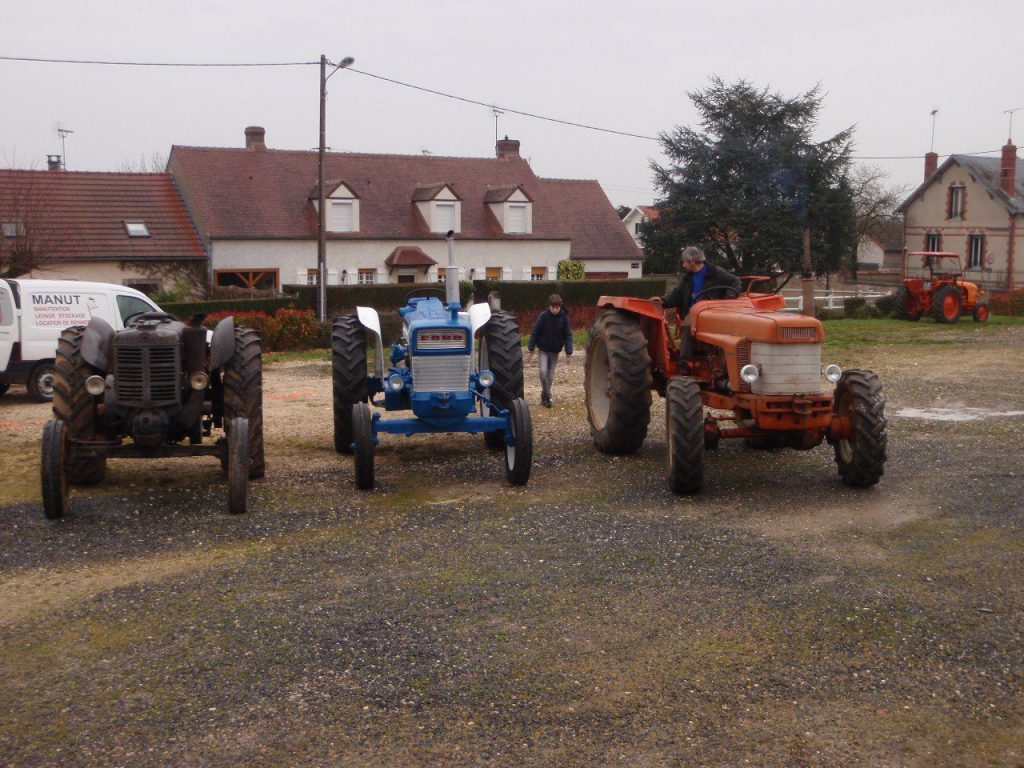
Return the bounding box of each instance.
[0,279,162,402]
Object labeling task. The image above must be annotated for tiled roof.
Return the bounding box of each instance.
[384,246,436,268]
[638,205,661,221]
[0,170,205,262]
[899,155,1024,215]
[168,145,640,261]
[411,183,460,202]
[483,185,533,203]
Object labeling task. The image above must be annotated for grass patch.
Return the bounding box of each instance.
[823,315,1024,354]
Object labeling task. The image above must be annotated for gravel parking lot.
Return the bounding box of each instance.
[1,318,1022,767]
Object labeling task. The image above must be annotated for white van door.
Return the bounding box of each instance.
[21,288,115,363]
[0,281,16,371]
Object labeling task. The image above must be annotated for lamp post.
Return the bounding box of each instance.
[318,54,355,322]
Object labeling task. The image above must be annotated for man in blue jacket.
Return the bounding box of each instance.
[527,293,573,408]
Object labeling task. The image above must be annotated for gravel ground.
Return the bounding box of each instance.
[1,320,1022,767]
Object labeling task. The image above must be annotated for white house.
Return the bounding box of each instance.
[621,205,660,247]
[168,128,642,289]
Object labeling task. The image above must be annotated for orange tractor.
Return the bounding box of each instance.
[895,251,989,323]
[584,283,887,494]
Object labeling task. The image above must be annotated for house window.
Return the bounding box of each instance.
[530,267,546,282]
[925,233,942,252]
[124,221,150,237]
[2,220,24,237]
[968,234,985,269]
[306,268,319,286]
[634,222,642,234]
[330,201,354,232]
[397,274,416,284]
[434,202,456,232]
[506,203,527,234]
[122,278,161,296]
[947,185,965,219]
[485,267,502,281]
[358,269,376,285]
[214,269,279,291]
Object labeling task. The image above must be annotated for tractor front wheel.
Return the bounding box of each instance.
[52,327,106,485]
[226,417,249,514]
[353,402,375,490]
[41,419,70,520]
[479,311,524,450]
[930,285,962,323]
[503,398,533,486]
[832,369,887,487]
[666,377,704,495]
[973,304,990,322]
[332,314,369,454]
[223,325,265,479]
[585,310,653,454]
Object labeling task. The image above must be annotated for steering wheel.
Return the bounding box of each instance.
[692,285,740,302]
[123,310,181,326]
[404,286,448,304]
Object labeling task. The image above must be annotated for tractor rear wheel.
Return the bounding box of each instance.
[832,369,887,487]
[892,286,922,321]
[52,326,106,485]
[479,311,524,450]
[585,310,652,454]
[352,402,375,490]
[226,417,249,515]
[332,314,369,454]
[503,398,533,486]
[972,304,990,322]
[223,325,265,479]
[41,419,70,520]
[930,285,962,323]
[666,377,704,495]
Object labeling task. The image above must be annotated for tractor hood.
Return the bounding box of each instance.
[691,300,824,344]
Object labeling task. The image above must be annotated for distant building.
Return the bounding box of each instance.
[0,165,205,293]
[856,217,904,272]
[621,205,660,247]
[898,139,1022,289]
[168,128,642,289]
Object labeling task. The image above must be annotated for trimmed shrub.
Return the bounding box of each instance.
[874,291,899,316]
[843,297,867,318]
[990,289,1024,316]
[472,278,666,312]
[850,303,878,319]
[202,309,321,352]
[162,297,296,318]
[285,283,473,316]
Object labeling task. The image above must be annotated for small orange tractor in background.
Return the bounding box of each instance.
[895,251,989,323]
[584,283,887,494]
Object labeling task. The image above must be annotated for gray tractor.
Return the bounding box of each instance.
[40,311,264,518]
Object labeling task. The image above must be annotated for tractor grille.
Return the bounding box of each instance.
[779,326,817,340]
[736,340,752,393]
[115,344,181,406]
[411,354,470,392]
[416,328,468,350]
[750,342,822,395]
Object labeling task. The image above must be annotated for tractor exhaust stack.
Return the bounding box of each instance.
[445,230,460,308]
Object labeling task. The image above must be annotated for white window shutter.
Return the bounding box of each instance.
[328,269,339,285]
[502,267,513,281]
[377,268,388,284]
[521,267,531,280]
[296,269,306,285]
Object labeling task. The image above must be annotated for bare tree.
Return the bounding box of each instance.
[850,165,906,243]
[0,175,54,277]
[116,151,169,173]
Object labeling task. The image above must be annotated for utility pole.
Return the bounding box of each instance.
[801,228,814,317]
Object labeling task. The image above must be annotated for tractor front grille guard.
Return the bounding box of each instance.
[115,344,181,407]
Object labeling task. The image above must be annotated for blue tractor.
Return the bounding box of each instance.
[331,235,531,489]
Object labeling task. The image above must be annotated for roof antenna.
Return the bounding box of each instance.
[1006,107,1022,142]
[492,108,504,144]
[56,123,74,170]
[929,109,938,153]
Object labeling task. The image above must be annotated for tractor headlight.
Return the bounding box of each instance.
[824,364,843,383]
[478,369,495,388]
[85,375,106,396]
[189,371,210,391]
[387,372,405,392]
[740,364,760,384]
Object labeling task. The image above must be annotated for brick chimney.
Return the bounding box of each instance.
[924,151,938,180]
[245,126,267,151]
[1000,139,1017,196]
[496,136,520,160]
[46,154,62,171]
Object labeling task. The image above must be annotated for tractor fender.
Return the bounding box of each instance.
[209,315,236,370]
[81,316,115,372]
[467,303,492,372]
[356,306,385,379]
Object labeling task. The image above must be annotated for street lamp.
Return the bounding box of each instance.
[318,54,355,322]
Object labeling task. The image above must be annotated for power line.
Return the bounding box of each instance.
[0,55,1011,159]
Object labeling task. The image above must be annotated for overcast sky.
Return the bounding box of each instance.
[2,0,1021,208]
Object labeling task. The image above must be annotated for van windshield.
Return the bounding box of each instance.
[116,294,157,325]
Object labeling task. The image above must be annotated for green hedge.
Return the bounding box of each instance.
[284,283,474,316]
[160,297,297,317]
[471,278,667,311]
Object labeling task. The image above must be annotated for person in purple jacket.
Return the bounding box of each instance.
[527,293,573,408]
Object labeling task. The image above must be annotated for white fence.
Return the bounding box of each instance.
[780,289,890,312]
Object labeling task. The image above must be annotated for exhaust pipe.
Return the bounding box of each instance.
[445,230,460,308]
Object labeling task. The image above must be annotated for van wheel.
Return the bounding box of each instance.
[28,362,57,402]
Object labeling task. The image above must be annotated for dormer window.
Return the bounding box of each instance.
[331,200,355,232]
[412,183,461,233]
[310,180,359,233]
[484,185,533,234]
[434,202,456,231]
[124,221,150,237]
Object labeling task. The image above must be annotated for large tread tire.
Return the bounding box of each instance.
[832,369,887,488]
[52,327,106,485]
[223,326,265,479]
[332,314,369,454]
[41,419,70,520]
[666,377,704,495]
[27,361,57,403]
[585,309,652,454]
[503,398,533,486]
[479,311,524,450]
[930,285,961,324]
[0,382,8,397]
[226,417,249,515]
[892,286,911,319]
[353,402,375,490]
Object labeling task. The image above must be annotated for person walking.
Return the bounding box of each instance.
[527,294,573,408]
